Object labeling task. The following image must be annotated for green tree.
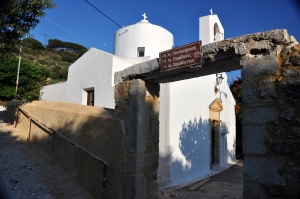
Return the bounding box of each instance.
[23,38,45,50]
[0,0,56,57]
[61,50,78,63]
[0,57,49,101]
[229,76,242,125]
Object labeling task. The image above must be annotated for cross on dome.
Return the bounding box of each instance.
[210,9,213,15]
[142,13,147,20]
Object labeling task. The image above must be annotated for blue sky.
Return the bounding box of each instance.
[30,0,300,83]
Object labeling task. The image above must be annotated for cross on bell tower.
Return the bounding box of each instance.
[142,13,148,21]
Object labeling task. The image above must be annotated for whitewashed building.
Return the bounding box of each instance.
[41,13,236,187]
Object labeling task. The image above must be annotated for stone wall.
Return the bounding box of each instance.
[15,101,125,199]
[242,44,300,198]
[115,79,160,199]
[114,29,299,198]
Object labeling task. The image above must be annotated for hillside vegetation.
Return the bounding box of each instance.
[22,38,87,84]
[0,38,88,102]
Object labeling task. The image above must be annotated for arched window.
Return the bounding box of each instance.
[213,23,223,42]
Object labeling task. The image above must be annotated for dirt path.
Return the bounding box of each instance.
[0,109,94,199]
[0,107,243,199]
[158,161,243,199]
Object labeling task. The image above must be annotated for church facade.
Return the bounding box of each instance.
[41,13,236,187]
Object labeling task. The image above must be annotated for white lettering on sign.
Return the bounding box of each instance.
[159,41,202,72]
[172,46,197,55]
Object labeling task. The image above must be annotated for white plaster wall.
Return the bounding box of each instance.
[168,75,215,185]
[199,15,224,45]
[40,82,67,102]
[158,14,234,186]
[65,48,114,108]
[112,56,134,85]
[158,73,236,186]
[41,48,133,109]
[114,20,174,60]
[219,75,236,165]
[41,49,133,108]
[158,83,171,178]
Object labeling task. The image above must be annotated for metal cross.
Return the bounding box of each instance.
[210,9,213,15]
[142,13,147,20]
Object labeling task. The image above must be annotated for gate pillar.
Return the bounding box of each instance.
[115,79,160,199]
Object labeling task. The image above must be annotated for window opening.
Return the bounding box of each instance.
[137,47,145,57]
[87,90,94,106]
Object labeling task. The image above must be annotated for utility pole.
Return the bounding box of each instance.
[44,34,47,47]
[15,45,22,98]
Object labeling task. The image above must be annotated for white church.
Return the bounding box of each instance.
[41,12,237,187]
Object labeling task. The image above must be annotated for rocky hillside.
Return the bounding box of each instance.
[21,38,88,84]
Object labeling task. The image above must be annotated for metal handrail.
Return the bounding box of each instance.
[14,106,109,199]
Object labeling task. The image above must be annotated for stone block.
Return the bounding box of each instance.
[114,82,129,100]
[243,181,267,199]
[243,108,278,125]
[258,78,276,88]
[123,175,147,199]
[241,50,279,79]
[288,167,300,183]
[260,86,276,97]
[290,36,299,46]
[275,127,285,137]
[280,108,295,120]
[114,71,123,84]
[119,59,159,83]
[151,119,160,152]
[242,80,260,104]
[145,81,160,98]
[243,126,267,155]
[283,68,299,77]
[142,58,160,73]
[291,126,300,136]
[290,55,300,66]
[280,80,300,104]
[148,181,158,198]
[258,78,277,97]
[269,186,290,197]
[276,100,285,110]
[243,156,285,186]
[295,118,300,125]
[129,79,147,96]
[124,95,149,153]
[272,140,300,157]
[126,152,159,174]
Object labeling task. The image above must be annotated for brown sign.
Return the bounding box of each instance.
[159,41,202,72]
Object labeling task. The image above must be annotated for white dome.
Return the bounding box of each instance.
[113,19,174,60]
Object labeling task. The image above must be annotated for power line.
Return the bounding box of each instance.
[44,17,98,48]
[32,29,101,49]
[38,24,93,47]
[84,0,123,29]
[35,22,101,49]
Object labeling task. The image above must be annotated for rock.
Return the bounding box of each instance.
[280,81,300,104]
[288,167,300,183]
[272,140,300,157]
[269,187,286,197]
[283,68,299,77]
[43,195,53,199]
[291,126,300,136]
[280,108,295,120]
[282,59,291,67]
[276,100,285,110]
[290,55,300,66]
[275,128,284,136]
[295,118,300,125]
